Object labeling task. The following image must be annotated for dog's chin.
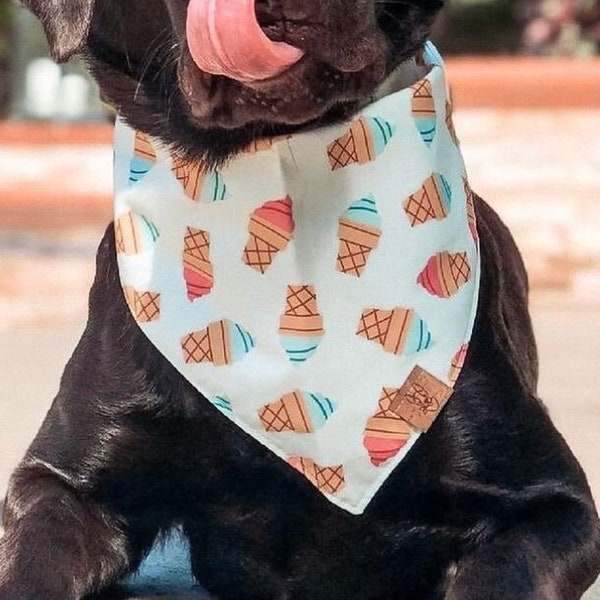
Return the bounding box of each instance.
[178,50,389,130]
[87,21,434,165]
[90,53,395,167]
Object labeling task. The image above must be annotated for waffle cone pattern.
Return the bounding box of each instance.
[411,79,436,146]
[243,196,295,273]
[357,307,433,356]
[327,116,395,170]
[448,343,469,384]
[115,211,159,256]
[258,390,336,433]
[129,131,157,184]
[363,387,412,466]
[336,196,382,277]
[123,286,161,323]
[463,178,479,244]
[403,173,452,227]
[417,251,472,299]
[181,319,255,366]
[288,457,345,494]
[172,155,207,201]
[183,227,214,301]
[279,285,324,363]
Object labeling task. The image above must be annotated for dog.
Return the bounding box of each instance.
[1,1,600,599]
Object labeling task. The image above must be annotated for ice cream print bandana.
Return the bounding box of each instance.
[114,43,480,514]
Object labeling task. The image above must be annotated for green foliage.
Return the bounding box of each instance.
[0,0,12,61]
[433,0,523,54]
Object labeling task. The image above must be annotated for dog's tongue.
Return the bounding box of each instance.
[186,0,304,82]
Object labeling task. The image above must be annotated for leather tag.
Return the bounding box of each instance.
[389,366,454,432]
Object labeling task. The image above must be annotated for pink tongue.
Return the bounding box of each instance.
[186,0,305,82]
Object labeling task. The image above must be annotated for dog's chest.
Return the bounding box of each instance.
[113,52,480,514]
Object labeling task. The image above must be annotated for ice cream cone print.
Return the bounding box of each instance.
[183,227,213,301]
[279,285,324,363]
[363,387,412,466]
[463,178,479,244]
[203,171,228,202]
[357,307,433,356]
[129,131,157,184]
[288,457,345,494]
[243,196,295,273]
[259,390,336,433]
[411,79,436,146]
[327,116,395,171]
[417,251,471,299]
[123,286,161,323]
[115,211,159,255]
[336,196,382,277]
[181,319,255,366]
[448,343,469,384]
[172,155,205,200]
[403,173,452,227]
[171,155,228,202]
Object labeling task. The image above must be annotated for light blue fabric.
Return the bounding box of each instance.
[122,531,208,598]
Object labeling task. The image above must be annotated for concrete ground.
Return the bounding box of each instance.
[1,104,599,597]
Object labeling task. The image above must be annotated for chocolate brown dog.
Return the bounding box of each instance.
[1,1,599,599]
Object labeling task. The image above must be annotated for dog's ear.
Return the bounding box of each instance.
[21,0,95,62]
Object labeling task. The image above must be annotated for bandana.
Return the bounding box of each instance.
[114,43,480,514]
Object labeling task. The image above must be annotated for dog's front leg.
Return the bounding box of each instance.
[0,463,138,600]
[0,226,173,599]
[444,497,600,600]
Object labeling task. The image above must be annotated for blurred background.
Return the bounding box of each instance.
[0,0,599,594]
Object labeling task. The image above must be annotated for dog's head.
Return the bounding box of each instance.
[23,0,443,163]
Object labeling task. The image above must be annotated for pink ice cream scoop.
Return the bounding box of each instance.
[186,0,305,82]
